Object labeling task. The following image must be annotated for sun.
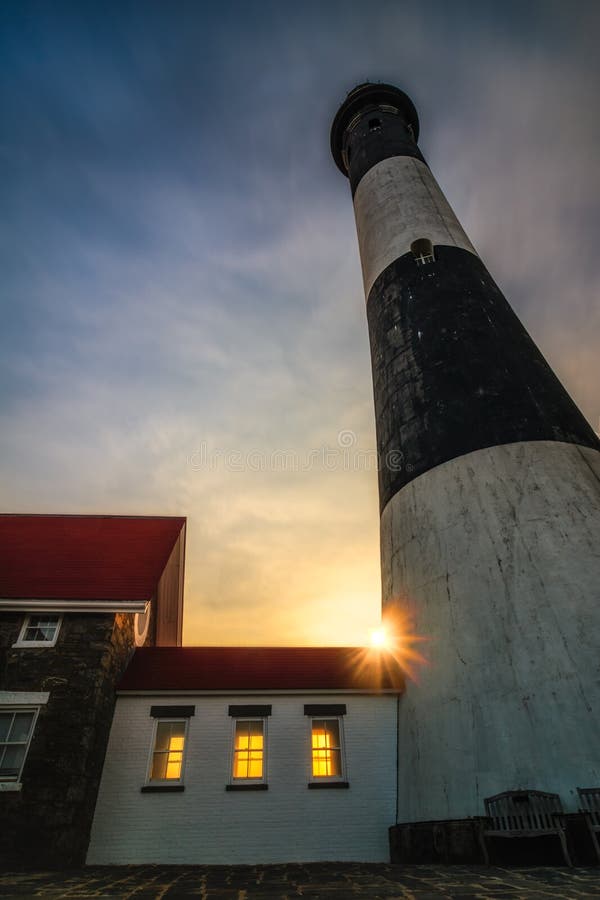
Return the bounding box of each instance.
[369,626,390,649]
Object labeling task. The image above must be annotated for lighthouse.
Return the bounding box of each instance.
[331,84,600,833]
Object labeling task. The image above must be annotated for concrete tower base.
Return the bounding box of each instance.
[382,441,600,822]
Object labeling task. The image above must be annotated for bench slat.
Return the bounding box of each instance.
[577,788,600,831]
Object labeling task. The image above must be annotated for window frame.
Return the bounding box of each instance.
[0,703,43,791]
[144,716,189,789]
[228,716,268,789]
[13,613,63,648]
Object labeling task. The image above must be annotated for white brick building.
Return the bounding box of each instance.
[87,647,404,864]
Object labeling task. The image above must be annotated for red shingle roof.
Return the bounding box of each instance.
[0,514,185,602]
[118,647,405,692]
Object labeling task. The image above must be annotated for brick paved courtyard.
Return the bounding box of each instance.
[0,864,599,899]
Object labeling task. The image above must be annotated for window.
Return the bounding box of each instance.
[227,704,270,790]
[0,693,48,791]
[411,237,435,267]
[142,706,194,793]
[147,719,188,786]
[232,719,265,779]
[305,703,348,788]
[0,710,37,784]
[311,719,342,777]
[13,614,62,648]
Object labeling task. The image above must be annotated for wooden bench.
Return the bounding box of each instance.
[482,790,572,866]
[577,787,600,863]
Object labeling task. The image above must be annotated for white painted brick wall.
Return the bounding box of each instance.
[87,693,398,864]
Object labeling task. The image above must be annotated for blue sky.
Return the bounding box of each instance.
[1,0,599,644]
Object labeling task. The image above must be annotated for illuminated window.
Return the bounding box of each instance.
[232,719,265,780]
[311,719,343,777]
[305,704,348,788]
[141,707,194,793]
[0,709,38,784]
[227,704,270,790]
[13,614,62,648]
[148,720,187,783]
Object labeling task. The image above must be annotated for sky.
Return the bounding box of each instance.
[1,0,599,646]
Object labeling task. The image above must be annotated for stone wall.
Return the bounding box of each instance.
[0,611,136,868]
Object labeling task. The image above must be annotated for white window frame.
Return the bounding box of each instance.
[13,613,62,648]
[145,717,189,787]
[229,716,268,787]
[414,252,435,267]
[0,692,49,792]
[308,716,347,784]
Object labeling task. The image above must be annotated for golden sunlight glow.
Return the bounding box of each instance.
[182,519,383,647]
[369,626,389,649]
[353,606,430,685]
[233,720,264,779]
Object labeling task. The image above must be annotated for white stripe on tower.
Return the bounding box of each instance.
[331,83,600,830]
[381,440,600,821]
[353,155,477,298]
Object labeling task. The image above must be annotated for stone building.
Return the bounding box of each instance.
[0,513,186,867]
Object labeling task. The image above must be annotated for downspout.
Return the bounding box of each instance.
[395,693,400,824]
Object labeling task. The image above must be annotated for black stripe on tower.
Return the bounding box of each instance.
[330,83,425,194]
[368,246,600,513]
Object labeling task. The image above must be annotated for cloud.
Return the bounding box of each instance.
[428,45,600,426]
[1,0,599,644]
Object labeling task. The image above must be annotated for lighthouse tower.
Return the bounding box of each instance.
[331,84,600,831]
